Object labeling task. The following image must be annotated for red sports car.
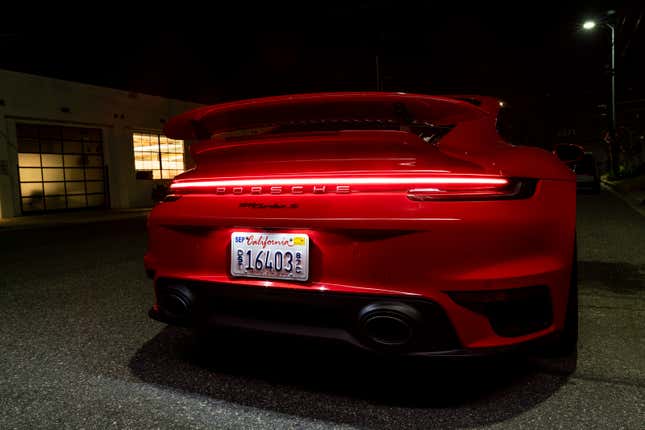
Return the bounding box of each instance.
[145,92,577,356]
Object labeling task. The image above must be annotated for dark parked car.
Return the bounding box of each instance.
[553,144,601,193]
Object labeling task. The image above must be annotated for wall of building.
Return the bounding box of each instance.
[0,69,202,218]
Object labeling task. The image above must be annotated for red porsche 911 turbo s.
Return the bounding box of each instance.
[144,92,578,357]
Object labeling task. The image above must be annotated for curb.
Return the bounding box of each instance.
[0,210,150,232]
[600,181,645,217]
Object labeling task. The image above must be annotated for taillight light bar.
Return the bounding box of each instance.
[167,176,537,200]
[170,176,509,189]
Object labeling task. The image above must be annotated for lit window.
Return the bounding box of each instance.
[133,132,184,180]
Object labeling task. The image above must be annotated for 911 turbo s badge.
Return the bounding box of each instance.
[239,202,299,209]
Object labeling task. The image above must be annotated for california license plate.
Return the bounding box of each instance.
[230,232,309,281]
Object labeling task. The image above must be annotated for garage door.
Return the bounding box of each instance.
[17,123,107,213]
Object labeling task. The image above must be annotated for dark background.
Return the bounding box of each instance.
[1,2,643,147]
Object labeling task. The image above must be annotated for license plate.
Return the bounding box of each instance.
[230,232,309,281]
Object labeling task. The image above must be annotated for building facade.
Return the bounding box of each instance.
[0,69,202,219]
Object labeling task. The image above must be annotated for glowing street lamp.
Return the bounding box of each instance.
[582,14,617,175]
[582,20,596,30]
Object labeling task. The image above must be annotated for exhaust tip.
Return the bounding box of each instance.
[158,285,193,320]
[358,302,421,348]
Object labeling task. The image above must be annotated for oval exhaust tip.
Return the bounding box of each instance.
[362,314,413,346]
[159,285,193,320]
[358,302,421,348]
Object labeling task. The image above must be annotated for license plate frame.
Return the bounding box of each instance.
[230,231,310,281]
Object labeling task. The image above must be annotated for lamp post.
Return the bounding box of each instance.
[583,17,618,176]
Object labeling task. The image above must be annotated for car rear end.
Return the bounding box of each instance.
[144,93,576,356]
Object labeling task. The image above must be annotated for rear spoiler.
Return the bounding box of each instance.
[164,92,501,140]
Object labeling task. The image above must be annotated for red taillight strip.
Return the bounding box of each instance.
[170,176,508,189]
[407,179,534,201]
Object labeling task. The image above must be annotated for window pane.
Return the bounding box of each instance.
[152,170,161,180]
[64,154,84,167]
[18,138,40,153]
[86,181,104,194]
[159,143,175,153]
[66,181,85,195]
[46,196,66,210]
[41,154,63,167]
[20,183,43,197]
[65,168,84,180]
[134,133,149,150]
[63,141,83,153]
[40,141,61,153]
[22,197,44,211]
[62,127,84,141]
[161,151,184,173]
[147,154,160,170]
[83,142,102,154]
[17,124,39,139]
[39,125,61,140]
[19,153,41,167]
[68,195,87,208]
[43,168,65,181]
[44,182,65,196]
[162,169,181,179]
[87,194,105,207]
[85,168,104,180]
[86,155,103,167]
[19,168,42,182]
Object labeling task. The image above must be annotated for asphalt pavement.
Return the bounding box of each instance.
[0,190,643,429]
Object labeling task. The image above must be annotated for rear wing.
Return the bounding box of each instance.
[163,92,501,140]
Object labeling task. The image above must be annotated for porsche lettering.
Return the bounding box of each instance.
[211,185,351,194]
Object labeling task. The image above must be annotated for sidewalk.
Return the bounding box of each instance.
[601,175,645,217]
[0,208,151,232]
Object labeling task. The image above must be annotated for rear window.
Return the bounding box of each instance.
[496,106,547,149]
[211,120,453,145]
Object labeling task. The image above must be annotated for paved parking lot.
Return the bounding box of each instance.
[0,190,643,429]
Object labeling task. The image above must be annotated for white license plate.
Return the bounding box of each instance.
[230,232,309,281]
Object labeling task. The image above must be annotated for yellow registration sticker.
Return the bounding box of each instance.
[293,236,306,246]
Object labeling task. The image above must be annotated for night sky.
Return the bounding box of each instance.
[1,2,642,111]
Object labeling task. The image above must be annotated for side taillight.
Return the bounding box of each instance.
[406,178,537,201]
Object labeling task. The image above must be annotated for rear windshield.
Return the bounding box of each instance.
[496,106,548,149]
[212,120,453,145]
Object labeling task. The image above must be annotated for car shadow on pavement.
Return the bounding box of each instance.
[129,326,576,429]
[579,261,645,294]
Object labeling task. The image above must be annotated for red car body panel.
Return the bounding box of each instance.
[145,92,576,354]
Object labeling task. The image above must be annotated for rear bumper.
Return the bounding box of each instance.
[148,278,559,357]
[144,179,576,353]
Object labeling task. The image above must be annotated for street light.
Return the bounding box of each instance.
[583,20,596,30]
[582,15,618,176]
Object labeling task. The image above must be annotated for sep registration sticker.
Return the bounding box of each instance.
[230,232,309,281]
